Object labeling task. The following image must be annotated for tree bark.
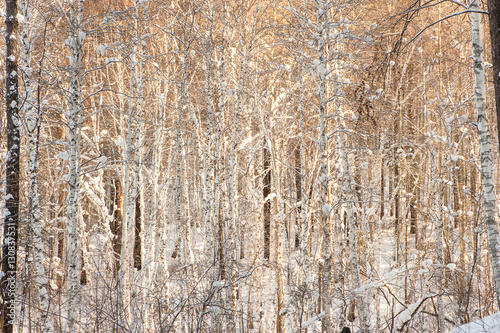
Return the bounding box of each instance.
[487,0,500,150]
[263,144,272,261]
[421,46,445,333]
[476,0,500,308]
[21,0,54,330]
[118,3,142,326]
[65,1,84,331]
[0,1,20,331]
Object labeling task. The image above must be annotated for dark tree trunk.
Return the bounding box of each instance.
[134,194,142,270]
[295,146,301,249]
[380,156,384,220]
[263,143,271,260]
[218,204,225,280]
[488,0,500,148]
[484,0,500,309]
[1,1,20,331]
[108,179,122,278]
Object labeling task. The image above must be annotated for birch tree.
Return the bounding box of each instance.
[281,1,335,327]
[223,1,261,327]
[20,0,54,330]
[0,0,20,332]
[471,0,500,309]
[2,0,500,331]
[64,0,85,331]
[117,1,144,327]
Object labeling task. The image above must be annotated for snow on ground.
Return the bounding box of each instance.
[448,312,500,333]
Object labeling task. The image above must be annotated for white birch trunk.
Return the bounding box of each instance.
[134,13,147,327]
[312,3,334,329]
[132,5,145,275]
[21,0,54,331]
[471,0,500,307]
[298,67,315,326]
[202,54,215,259]
[224,14,257,328]
[421,49,445,332]
[331,14,371,329]
[143,98,164,333]
[214,10,227,310]
[336,131,372,333]
[213,109,222,280]
[117,3,141,325]
[173,53,189,264]
[183,157,194,264]
[117,115,133,329]
[225,74,239,333]
[267,96,292,331]
[65,1,84,331]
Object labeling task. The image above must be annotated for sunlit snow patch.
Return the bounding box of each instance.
[448,312,500,333]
